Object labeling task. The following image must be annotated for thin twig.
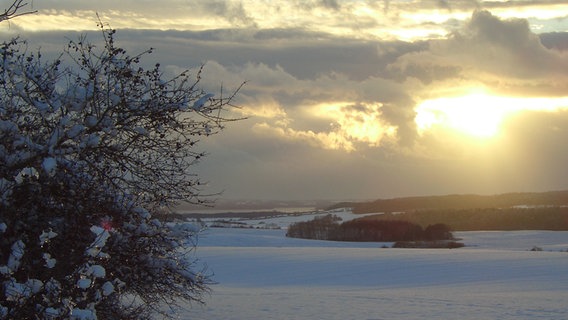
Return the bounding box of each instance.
[0,0,37,23]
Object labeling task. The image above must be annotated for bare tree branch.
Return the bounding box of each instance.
[0,0,37,23]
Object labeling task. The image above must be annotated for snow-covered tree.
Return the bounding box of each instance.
[0,20,241,319]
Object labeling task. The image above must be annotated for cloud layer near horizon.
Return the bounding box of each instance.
[3,1,568,200]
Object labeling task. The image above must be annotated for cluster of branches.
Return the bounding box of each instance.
[0,16,241,320]
[0,1,36,23]
[286,215,453,242]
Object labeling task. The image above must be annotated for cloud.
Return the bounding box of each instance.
[12,10,568,154]
[10,0,567,45]
[319,0,341,10]
[390,10,568,93]
[196,60,416,151]
[5,3,568,200]
[144,11,568,157]
[540,32,568,51]
[458,10,564,76]
[201,1,258,28]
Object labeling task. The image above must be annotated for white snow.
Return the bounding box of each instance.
[67,124,85,138]
[133,127,148,136]
[4,279,43,301]
[0,179,11,203]
[7,240,25,271]
[85,133,100,147]
[86,226,111,258]
[26,279,43,294]
[101,281,114,296]
[77,278,91,289]
[178,212,568,320]
[43,253,56,268]
[194,208,379,230]
[14,167,38,184]
[4,282,29,301]
[86,265,106,278]
[133,207,151,220]
[44,307,60,317]
[192,93,214,111]
[70,308,96,320]
[39,229,58,245]
[84,115,98,128]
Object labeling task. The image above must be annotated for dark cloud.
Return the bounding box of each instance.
[481,0,567,9]
[435,0,481,11]
[108,28,420,81]
[296,0,341,11]
[319,0,341,10]
[437,0,452,10]
[387,10,568,94]
[456,10,568,79]
[466,10,535,48]
[203,1,258,27]
[387,60,463,84]
[539,32,568,51]
[380,101,417,147]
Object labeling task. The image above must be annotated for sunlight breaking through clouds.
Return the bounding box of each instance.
[253,122,356,151]
[311,102,398,149]
[5,0,568,200]
[251,101,399,152]
[416,91,568,138]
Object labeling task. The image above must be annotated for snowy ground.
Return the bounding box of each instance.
[180,212,568,320]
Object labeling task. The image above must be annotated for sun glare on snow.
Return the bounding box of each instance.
[415,91,568,139]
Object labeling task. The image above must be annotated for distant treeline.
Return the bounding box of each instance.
[359,206,568,231]
[286,214,454,242]
[328,191,568,214]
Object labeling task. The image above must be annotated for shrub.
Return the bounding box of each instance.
[0,23,239,319]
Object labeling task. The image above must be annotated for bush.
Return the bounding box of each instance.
[0,23,239,319]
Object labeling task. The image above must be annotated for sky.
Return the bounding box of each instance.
[2,0,568,201]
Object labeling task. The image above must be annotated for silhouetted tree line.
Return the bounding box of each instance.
[341,191,568,214]
[359,206,568,231]
[286,214,342,240]
[286,214,453,242]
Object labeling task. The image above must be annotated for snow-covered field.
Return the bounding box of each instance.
[181,212,568,320]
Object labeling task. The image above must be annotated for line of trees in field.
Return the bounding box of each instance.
[286,214,454,242]
[359,206,568,231]
[329,191,568,214]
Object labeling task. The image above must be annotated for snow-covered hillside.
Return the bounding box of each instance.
[178,211,568,319]
[190,208,380,229]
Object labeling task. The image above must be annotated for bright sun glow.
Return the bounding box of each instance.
[415,91,568,138]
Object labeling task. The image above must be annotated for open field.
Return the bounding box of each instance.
[178,214,568,319]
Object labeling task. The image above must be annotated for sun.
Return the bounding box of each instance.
[415,91,517,138]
